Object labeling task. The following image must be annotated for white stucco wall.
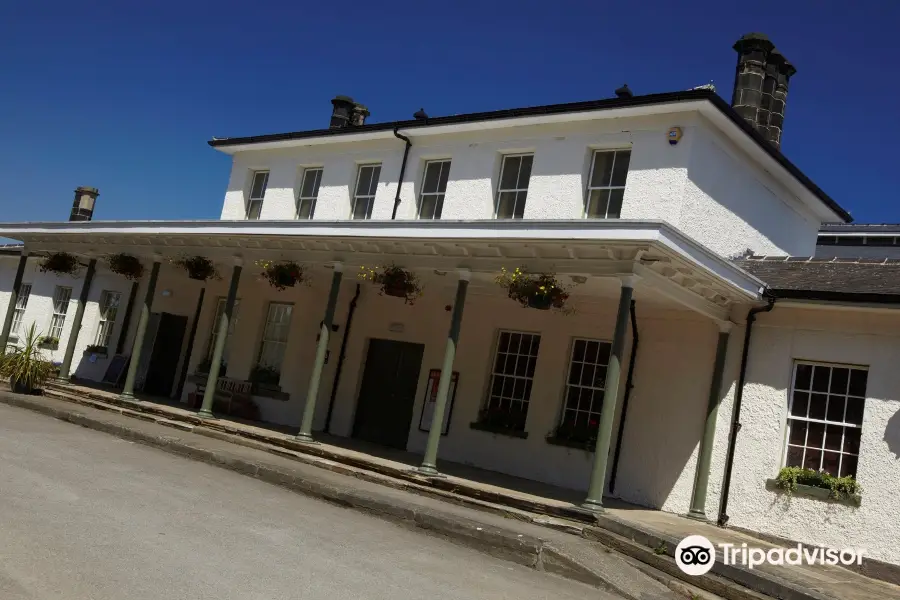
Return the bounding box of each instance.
[218,113,824,257]
[708,305,900,566]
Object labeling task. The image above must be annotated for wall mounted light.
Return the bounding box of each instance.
[667,127,683,145]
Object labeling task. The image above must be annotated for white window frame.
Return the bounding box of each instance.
[495,153,534,219]
[48,286,72,340]
[93,290,122,349]
[207,297,241,364]
[559,338,612,428]
[418,159,451,219]
[246,170,269,220]
[351,164,381,220]
[584,149,631,219]
[484,330,541,425]
[296,167,323,219]
[784,360,867,478]
[9,283,32,339]
[256,302,293,372]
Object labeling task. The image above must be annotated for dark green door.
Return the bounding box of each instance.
[353,339,425,449]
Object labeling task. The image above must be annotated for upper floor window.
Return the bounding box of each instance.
[418,160,451,219]
[496,154,533,219]
[297,168,323,219]
[585,149,630,219]
[352,164,381,220]
[785,361,866,478]
[247,170,269,220]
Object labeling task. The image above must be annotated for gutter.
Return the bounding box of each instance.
[391,128,412,220]
[608,299,638,494]
[324,284,361,433]
[717,294,776,527]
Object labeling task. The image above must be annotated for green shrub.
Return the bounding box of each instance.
[0,324,54,392]
[774,466,861,500]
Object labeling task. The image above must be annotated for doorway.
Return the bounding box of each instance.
[352,339,425,449]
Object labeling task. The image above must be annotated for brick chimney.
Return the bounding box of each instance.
[70,186,98,221]
[330,95,370,128]
[731,33,796,149]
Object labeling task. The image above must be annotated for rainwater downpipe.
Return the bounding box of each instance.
[391,128,412,220]
[323,284,361,434]
[609,299,638,495]
[717,294,775,527]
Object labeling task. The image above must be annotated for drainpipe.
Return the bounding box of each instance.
[609,299,638,494]
[717,294,775,527]
[391,128,411,220]
[324,283,361,434]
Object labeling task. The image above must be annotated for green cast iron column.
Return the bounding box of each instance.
[0,252,29,353]
[296,263,343,442]
[582,275,638,511]
[418,270,470,475]
[120,259,161,399]
[58,258,97,381]
[199,263,242,418]
[688,323,732,520]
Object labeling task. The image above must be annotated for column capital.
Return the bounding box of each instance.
[717,320,735,333]
[232,255,244,267]
[330,261,344,273]
[619,274,641,289]
[457,269,471,281]
[151,252,164,262]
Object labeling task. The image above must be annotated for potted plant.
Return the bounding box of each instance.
[249,364,281,392]
[549,418,598,449]
[358,264,423,304]
[83,344,108,357]
[0,324,54,394]
[495,267,572,312]
[39,252,80,276]
[474,406,528,434]
[257,260,305,290]
[107,253,144,280]
[172,256,219,281]
[38,336,59,350]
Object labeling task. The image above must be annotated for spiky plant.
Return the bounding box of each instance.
[0,323,54,393]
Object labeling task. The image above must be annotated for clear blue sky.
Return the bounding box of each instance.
[1,1,897,224]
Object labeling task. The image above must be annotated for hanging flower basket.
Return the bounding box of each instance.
[39,252,80,276]
[106,253,144,280]
[172,256,219,281]
[495,267,572,312]
[358,264,423,305]
[257,260,305,291]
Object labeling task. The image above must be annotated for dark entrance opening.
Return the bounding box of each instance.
[352,339,424,449]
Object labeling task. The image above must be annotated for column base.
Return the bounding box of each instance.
[295,432,318,444]
[572,499,605,518]
[413,465,446,478]
[687,508,709,521]
[197,408,215,419]
[118,392,135,401]
[55,376,71,384]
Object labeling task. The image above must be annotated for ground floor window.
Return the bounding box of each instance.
[10,283,32,337]
[256,302,293,376]
[94,290,121,349]
[785,361,866,478]
[554,338,612,444]
[479,330,541,432]
[48,286,72,340]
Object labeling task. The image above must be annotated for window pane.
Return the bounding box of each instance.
[845,397,864,425]
[499,156,521,190]
[808,394,827,420]
[437,161,450,193]
[367,166,381,195]
[823,425,843,451]
[794,363,812,390]
[247,199,262,220]
[788,420,807,445]
[297,198,315,219]
[590,152,615,187]
[300,168,322,198]
[806,422,825,448]
[250,171,268,199]
[843,427,861,454]
[826,396,845,423]
[513,191,527,218]
[606,188,624,219]
[811,366,830,392]
[829,368,849,394]
[586,189,610,218]
[803,448,822,470]
[356,166,374,197]
[848,369,868,397]
[791,391,809,417]
[610,150,631,187]
[516,155,533,189]
[422,162,442,194]
[839,454,858,478]
[352,197,372,220]
[785,446,803,468]
[821,451,840,476]
[497,191,517,218]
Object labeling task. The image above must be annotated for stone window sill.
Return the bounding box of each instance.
[469,421,529,439]
[765,479,862,507]
[83,349,108,357]
[545,436,595,452]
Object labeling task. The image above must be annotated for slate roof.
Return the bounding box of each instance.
[736,256,900,303]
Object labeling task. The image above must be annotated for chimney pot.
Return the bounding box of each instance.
[330,95,356,129]
[70,186,98,222]
[350,102,370,127]
[414,108,428,120]
[615,84,633,98]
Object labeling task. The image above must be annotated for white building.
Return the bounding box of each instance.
[2,34,898,578]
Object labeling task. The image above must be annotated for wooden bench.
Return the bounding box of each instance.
[189,377,259,421]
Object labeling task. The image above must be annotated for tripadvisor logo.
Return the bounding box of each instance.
[675,535,866,576]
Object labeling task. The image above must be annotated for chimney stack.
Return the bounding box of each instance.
[731,33,796,149]
[70,186,98,221]
[330,95,370,129]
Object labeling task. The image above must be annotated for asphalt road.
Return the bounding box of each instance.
[0,403,618,600]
